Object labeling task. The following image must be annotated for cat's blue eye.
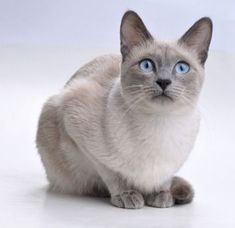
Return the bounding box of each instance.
[139,59,154,73]
[175,62,190,74]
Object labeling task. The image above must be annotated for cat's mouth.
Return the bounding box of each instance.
[152,92,174,102]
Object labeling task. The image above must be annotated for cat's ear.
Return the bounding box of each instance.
[178,17,213,65]
[120,11,153,60]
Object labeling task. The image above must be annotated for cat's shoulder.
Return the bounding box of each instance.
[59,54,121,115]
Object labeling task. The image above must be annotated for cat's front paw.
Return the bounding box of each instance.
[146,191,174,208]
[111,190,144,209]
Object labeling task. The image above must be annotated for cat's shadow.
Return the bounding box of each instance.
[41,184,110,208]
[30,185,112,226]
[31,185,195,227]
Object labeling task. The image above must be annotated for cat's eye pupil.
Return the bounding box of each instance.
[139,59,154,73]
[175,62,190,74]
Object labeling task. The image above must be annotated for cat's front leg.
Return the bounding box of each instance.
[96,165,144,209]
[145,176,194,208]
[145,190,174,208]
[145,180,174,208]
[111,190,144,209]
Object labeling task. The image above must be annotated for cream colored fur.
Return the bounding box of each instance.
[36,11,212,209]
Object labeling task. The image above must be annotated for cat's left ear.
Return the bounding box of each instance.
[178,17,213,65]
[120,11,153,60]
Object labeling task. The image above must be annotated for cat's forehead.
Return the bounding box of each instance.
[129,40,198,66]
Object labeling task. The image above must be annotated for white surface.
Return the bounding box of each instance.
[1,0,235,52]
[0,46,235,227]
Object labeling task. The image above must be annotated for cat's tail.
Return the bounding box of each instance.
[171,176,194,204]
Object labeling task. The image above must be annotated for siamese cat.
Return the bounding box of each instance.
[37,11,212,208]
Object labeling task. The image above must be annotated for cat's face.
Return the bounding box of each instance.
[120,11,212,113]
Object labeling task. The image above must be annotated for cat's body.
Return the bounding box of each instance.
[37,11,212,208]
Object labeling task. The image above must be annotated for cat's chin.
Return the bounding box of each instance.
[143,95,195,114]
[149,94,176,109]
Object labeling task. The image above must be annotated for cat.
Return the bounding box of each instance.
[36,11,212,209]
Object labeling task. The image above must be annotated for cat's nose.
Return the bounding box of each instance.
[156,79,172,90]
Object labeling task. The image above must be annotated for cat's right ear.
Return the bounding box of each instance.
[120,11,153,61]
[178,17,213,65]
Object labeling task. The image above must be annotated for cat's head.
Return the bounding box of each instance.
[120,11,212,113]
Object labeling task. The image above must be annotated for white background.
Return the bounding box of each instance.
[1,0,235,52]
[1,1,235,227]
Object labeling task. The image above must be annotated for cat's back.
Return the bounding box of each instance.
[58,54,121,141]
[65,54,121,88]
[38,54,121,146]
[37,54,122,186]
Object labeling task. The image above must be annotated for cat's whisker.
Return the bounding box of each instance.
[125,90,142,95]
[114,95,146,134]
[124,87,156,97]
[180,94,196,109]
[121,96,145,118]
[143,88,155,92]
[173,87,186,97]
[123,85,143,90]
[169,86,196,108]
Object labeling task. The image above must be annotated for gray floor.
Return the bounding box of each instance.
[1,46,235,227]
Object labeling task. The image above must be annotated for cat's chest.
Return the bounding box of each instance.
[135,115,196,155]
[119,113,199,191]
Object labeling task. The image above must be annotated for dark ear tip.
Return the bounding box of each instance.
[198,17,213,30]
[123,10,139,17]
[121,10,141,22]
